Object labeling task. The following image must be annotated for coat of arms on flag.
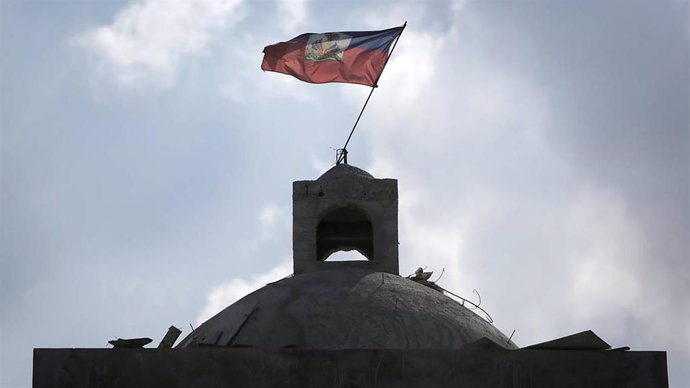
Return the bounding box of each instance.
[304,33,352,62]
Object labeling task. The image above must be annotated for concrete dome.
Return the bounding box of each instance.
[178,269,517,350]
[317,164,374,180]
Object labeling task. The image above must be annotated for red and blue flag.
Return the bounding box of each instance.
[261,26,404,87]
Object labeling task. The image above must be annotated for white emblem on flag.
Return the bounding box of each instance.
[305,33,352,62]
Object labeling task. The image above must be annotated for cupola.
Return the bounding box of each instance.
[292,164,399,274]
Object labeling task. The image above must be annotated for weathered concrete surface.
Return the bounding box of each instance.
[177,269,516,350]
[33,346,668,388]
[293,164,399,275]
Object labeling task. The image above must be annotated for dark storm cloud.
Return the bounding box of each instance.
[356,2,688,385]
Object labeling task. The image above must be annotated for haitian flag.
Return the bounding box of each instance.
[261,26,404,87]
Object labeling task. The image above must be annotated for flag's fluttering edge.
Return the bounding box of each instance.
[261,26,404,87]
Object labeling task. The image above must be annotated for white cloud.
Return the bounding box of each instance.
[259,203,282,228]
[561,186,690,348]
[366,156,399,178]
[451,0,471,14]
[76,0,244,88]
[278,0,309,34]
[310,154,332,174]
[375,29,443,103]
[258,202,288,238]
[195,261,292,325]
[564,186,642,317]
[557,186,645,340]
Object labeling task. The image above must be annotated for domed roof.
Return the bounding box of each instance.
[317,164,374,181]
[178,269,517,350]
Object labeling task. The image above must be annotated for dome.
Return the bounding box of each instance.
[317,164,374,180]
[178,269,517,350]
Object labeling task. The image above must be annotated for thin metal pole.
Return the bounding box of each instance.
[337,22,407,164]
[340,85,376,158]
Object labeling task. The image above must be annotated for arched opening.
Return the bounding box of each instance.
[317,206,373,262]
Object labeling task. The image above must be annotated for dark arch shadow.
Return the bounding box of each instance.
[317,206,373,262]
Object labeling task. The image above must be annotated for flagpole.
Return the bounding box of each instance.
[337,21,407,164]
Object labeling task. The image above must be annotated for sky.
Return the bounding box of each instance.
[1,0,688,387]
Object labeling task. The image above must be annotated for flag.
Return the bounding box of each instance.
[261,26,403,87]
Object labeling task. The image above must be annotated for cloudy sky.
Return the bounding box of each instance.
[1,0,688,386]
